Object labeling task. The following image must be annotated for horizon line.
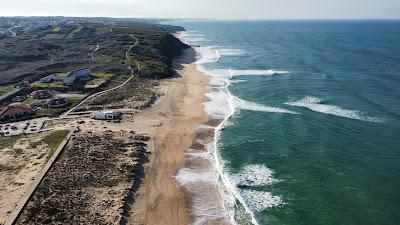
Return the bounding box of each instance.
[1,15,400,21]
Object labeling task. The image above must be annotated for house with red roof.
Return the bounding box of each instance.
[31,90,52,99]
[0,103,35,121]
[47,97,68,108]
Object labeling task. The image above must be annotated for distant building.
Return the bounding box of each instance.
[39,74,63,83]
[31,90,52,99]
[47,97,68,108]
[15,81,31,89]
[0,87,31,106]
[91,110,121,120]
[39,68,92,86]
[0,103,35,121]
[12,95,27,102]
[31,101,47,108]
[63,68,92,86]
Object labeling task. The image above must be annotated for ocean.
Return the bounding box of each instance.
[172,20,400,225]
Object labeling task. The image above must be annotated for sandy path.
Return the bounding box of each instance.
[127,48,208,225]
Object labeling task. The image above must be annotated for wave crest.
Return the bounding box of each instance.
[233,97,298,114]
[232,164,279,187]
[285,96,383,122]
[240,190,284,212]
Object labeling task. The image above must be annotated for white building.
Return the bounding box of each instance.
[91,110,121,120]
[63,68,92,86]
[39,68,92,86]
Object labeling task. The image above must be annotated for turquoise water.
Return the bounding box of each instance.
[173,20,400,225]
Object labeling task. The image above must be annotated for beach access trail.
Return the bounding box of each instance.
[63,34,139,117]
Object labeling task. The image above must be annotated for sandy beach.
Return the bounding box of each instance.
[127,48,209,225]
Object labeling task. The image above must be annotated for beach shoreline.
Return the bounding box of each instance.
[127,47,210,225]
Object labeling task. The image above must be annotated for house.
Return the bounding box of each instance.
[15,81,31,89]
[63,68,92,86]
[47,97,68,108]
[31,90,52,99]
[0,103,35,121]
[39,74,63,83]
[0,87,31,106]
[39,68,92,86]
[91,110,121,121]
[31,101,47,108]
[12,95,27,102]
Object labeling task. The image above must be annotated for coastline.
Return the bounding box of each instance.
[127,47,210,225]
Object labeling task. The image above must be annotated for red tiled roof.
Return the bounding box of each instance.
[47,97,68,106]
[0,103,33,117]
[31,90,51,98]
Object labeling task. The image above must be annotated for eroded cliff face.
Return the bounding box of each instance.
[159,33,190,75]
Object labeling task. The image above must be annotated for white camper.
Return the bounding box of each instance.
[90,110,121,121]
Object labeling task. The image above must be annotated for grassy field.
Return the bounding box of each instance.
[22,96,37,104]
[42,130,69,150]
[32,81,65,89]
[0,134,23,150]
[0,85,16,96]
[0,22,187,86]
[34,96,84,117]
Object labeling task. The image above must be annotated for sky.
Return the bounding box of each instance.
[1,0,400,19]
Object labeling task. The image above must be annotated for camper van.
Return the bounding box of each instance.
[90,110,121,121]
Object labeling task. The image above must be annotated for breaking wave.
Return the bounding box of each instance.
[229,79,247,83]
[231,164,280,187]
[239,190,284,212]
[176,31,291,225]
[219,48,247,56]
[285,96,383,122]
[233,97,298,114]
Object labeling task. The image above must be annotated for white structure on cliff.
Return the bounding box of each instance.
[63,68,92,86]
[91,110,121,120]
[40,68,92,86]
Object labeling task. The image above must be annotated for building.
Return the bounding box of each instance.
[47,97,68,108]
[0,103,35,121]
[31,101,47,108]
[0,87,31,106]
[63,68,92,86]
[39,74,63,83]
[91,110,121,120]
[12,95,27,102]
[31,90,52,99]
[39,68,92,86]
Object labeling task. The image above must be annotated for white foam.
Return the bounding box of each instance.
[186,37,205,42]
[229,79,247,84]
[195,46,221,65]
[285,96,383,122]
[174,31,208,46]
[175,33,289,225]
[232,164,279,187]
[204,88,232,119]
[240,190,283,212]
[175,166,217,185]
[201,68,290,78]
[231,69,290,76]
[175,169,235,225]
[233,97,298,114]
[219,48,247,56]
